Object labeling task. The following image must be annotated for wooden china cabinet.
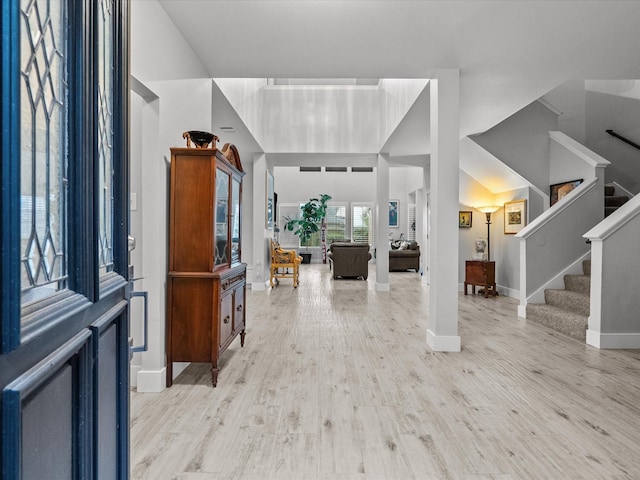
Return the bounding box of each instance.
[166,143,246,387]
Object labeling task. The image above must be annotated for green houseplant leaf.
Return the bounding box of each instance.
[284,194,332,251]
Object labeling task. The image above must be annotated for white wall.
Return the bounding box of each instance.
[585,82,640,194]
[378,79,430,150]
[129,91,144,386]
[472,101,559,193]
[214,79,428,154]
[131,0,209,82]
[214,78,268,147]
[261,86,381,153]
[542,79,586,144]
[550,137,598,186]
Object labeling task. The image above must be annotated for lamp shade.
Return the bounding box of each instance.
[477,205,500,214]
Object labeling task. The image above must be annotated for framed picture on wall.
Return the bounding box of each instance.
[504,199,527,234]
[266,171,274,229]
[550,179,583,206]
[389,200,399,228]
[459,211,472,228]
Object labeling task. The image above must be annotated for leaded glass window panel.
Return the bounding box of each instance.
[20,0,69,306]
[215,169,229,266]
[231,178,240,264]
[98,0,114,274]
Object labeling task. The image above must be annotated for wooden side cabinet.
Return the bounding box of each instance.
[464,261,496,298]
[166,146,246,387]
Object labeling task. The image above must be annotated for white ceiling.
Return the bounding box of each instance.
[158,0,640,148]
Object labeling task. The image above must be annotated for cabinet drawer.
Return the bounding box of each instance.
[219,293,233,349]
[233,285,245,332]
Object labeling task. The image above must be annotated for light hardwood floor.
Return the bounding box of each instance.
[131,264,640,480]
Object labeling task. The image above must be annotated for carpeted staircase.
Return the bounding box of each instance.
[526,260,591,341]
[526,185,629,340]
[605,183,630,216]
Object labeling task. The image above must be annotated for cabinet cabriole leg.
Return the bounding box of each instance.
[211,366,219,387]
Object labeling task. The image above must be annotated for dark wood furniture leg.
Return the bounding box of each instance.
[211,366,219,387]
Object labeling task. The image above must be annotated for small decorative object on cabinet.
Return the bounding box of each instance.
[166,141,246,387]
[464,260,496,298]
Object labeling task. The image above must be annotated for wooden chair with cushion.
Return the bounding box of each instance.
[270,239,302,288]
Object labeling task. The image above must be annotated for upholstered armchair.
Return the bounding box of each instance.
[270,240,302,288]
[327,242,371,280]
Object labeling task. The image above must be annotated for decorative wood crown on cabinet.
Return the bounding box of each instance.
[166,146,246,387]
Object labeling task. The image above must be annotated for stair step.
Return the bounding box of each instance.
[605,195,629,207]
[526,303,588,341]
[544,289,590,317]
[604,184,615,196]
[582,259,591,276]
[605,206,618,217]
[564,274,590,295]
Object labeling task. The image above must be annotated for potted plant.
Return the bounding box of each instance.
[284,194,332,263]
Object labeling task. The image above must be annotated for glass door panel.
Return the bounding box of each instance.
[20,0,69,306]
[214,169,229,266]
[97,0,114,274]
[231,178,240,264]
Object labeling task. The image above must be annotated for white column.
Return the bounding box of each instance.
[428,70,461,352]
[421,165,431,285]
[136,95,169,392]
[375,154,390,290]
[251,154,269,290]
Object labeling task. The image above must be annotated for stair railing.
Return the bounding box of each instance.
[605,129,640,151]
[583,194,640,349]
[516,178,603,318]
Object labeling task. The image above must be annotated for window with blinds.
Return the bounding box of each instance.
[408,204,417,241]
[352,204,373,244]
[325,204,347,242]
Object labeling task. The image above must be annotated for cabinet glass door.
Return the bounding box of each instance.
[214,168,229,266]
[231,177,240,264]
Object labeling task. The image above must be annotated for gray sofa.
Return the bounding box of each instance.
[389,241,420,272]
[328,242,371,280]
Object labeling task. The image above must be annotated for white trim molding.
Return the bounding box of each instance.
[586,331,640,349]
[136,367,168,393]
[427,330,461,352]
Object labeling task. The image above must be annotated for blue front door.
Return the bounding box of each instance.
[1,0,130,478]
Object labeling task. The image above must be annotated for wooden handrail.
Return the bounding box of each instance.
[606,129,640,151]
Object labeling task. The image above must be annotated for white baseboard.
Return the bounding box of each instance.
[136,368,167,393]
[586,330,640,349]
[130,364,142,387]
[375,282,390,291]
[427,330,461,352]
[497,285,519,299]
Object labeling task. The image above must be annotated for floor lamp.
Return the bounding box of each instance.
[477,206,500,261]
